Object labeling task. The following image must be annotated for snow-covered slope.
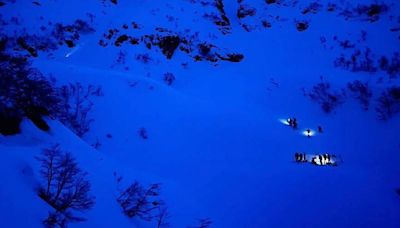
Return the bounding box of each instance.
[1,0,400,227]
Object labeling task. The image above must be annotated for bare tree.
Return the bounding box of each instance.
[117,181,161,221]
[36,145,95,227]
[57,82,102,137]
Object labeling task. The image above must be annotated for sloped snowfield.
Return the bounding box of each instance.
[1,0,400,227]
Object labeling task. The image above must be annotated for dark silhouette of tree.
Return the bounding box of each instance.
[36,145,95,227]
[56,83,102,137]
[0,37,59,134]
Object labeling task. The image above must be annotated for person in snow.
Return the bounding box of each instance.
[292,118,298,129]
[295,153,307,162]
[287,117,298,129]
[306,129,311,137]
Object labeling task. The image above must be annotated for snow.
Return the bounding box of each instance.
[1,0,400,227]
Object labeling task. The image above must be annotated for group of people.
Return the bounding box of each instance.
[287,118,298,129]
[287,117,324,134]
[294,152,307,162]
[311,154,336,166]
[295,153,337,166]
[288,116,337,166]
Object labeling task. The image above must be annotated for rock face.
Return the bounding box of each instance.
[157,36,180,59]
[99,25,244,64]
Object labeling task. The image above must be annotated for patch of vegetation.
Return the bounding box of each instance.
[57,83,102,137]
[379,53,400,78]
[334,48,377,73]
[116,179,169,227]
[295,20,309,32]
[0,40,59,134]
[347,80,372,110]
[307,79,344,113]
[376,86,400,120]
[339,3,389,22]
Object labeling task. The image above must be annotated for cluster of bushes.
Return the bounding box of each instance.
[347,80,372,110]
[116,181,168,224]
[56,83,102,137]
[334,48,377,73]
[0,40,59,134]
[334,45,399,79]
[307,78,400,121]
[114,175,213,228]
[376,87,400,120]
[0,40,101,136]
[35,144,213,227]
[339,3,389,22]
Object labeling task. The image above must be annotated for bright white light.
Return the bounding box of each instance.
[279,118,290,126]
[65,45,81,58]
[302,129,316,137]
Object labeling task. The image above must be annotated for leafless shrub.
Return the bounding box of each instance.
[135,53,152,64]
[379,53,400,78]
[334,48,377,73]
[36,145,95,227]
[57,83,102,137]
[164,72,176,86]
[117,181,162,220]
[347,80,372,110]
[376,87,400,120]
[138,127,148,139]
[308,79,344,113]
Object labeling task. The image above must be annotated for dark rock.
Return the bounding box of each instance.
[198,43,212,56]
[129,37,139,45]
[217,53,244,62]
[265,0,277,4]
[115,34,129,47]
[65,40,75,48]
[22,106,50,131]
[262,20,272,28]
[157,35,180,59]
[0,108,22,135]
[296,21,309,31]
